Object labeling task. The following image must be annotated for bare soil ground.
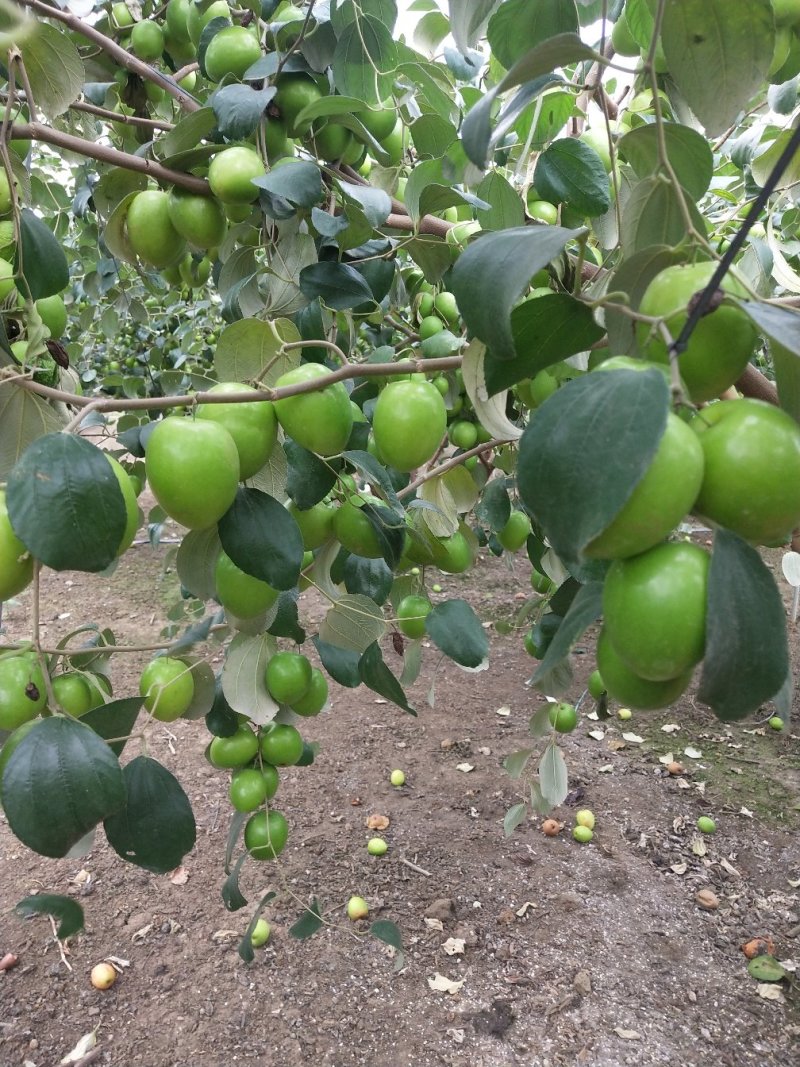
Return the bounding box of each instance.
[1,534,799,1067]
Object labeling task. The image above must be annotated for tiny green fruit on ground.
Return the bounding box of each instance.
[548,702,578,733]
[697,816,717,834]
[572,825,593,844]
[346,895,369,920]
[367,837,388,856]
[617,707,632,721]
[390,769,406,787]
[250,918,271,947]
[768,716,785,731]
[90,962,118,990]
[575,809,596,830]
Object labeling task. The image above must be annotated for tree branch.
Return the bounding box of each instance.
[11,122,210,195]
[17,0,200,113]
[69,98,174,132]
[735,363,779,406]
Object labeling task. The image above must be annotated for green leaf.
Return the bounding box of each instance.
[284,441,338,509]
[342,449,402,511]
[338,180,392,227]
[503,802,528,836]
[332,15,398,106]
[218,488,303,591]
[487,0,578,69]
[741,301,800,358]
[299,262,375,310]
[484,294,605,394]
[517,370,669,562]
[425,598,489,668]
[461,35,597,167]
[238,889,277,961]
[410,114,458,158]
[361,502,406,569]
[344,555,393,605]
[448,0,502,53]
[253,161,323,207]
[358,641,416,715]
[530,583,604,689]
[19,21,84,119]
[529,704,552,738]
[214,317,300,383]
[14,895,84,940]
[312,636,362,687]
[474,477,511,531]
[618,123,714,202]
[0,381,65,481]
[81,697,143,758]
[414,9,450,53]
[289,898,324,939]
[698,530,790,721]
[221,632,279,725]
[1,718,125,859]
[773,341,800,424]
[370,918,403,950]
[319,593,387,653]
[620,175,706,255]
[268,591,306,643]
[104,756,196,873]
[176,527,222,602]
[751,129,800,191]
[15,209,70,300]
[6,433,127,573]
[503,748,533,779]
[222,853,249,912]
[661,0,773,136]
[747,955,787,983]
[158,108,217,159]
[294,93,366,127]
[534,139,610,217]
[538,741,568,807]
[475,171,525,231]
[212,84,275,140]
[450,226,580,362]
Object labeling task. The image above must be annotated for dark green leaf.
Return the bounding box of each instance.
[370,918,403,950]
[661,0,773,137]
[487,0,578,69]
[224,808,248,874]
[475,170,525,231]
[6,433,126,573]
[618,123,713,202]
[534,139,610,217]
[206,679,240,738]
[474,477,511,531]
[461,35,597,167]
[81,697,142,758]
[332,16,398,105]
[222,852,249,911]
[268,590,306,643]
[410,114,458,158]
[620,175,707,255]
[238,889,277,961]
[299,262,374,310]
[284,440,337,508]
[104,756,196,873]
[289,898,324,939]
[1,718,125,859]
[548,576,582,618]
[484,294,605,394]
[361,502,406,569]
[198,15,232,75]
[742,301,800,359]
[698,530,790,721]
[358,641,416,715]
[312,207,350,237]
[15,208,69,300]
[252,160,323,207]
[212,84,275,140]
[425,599,489,668]
[344,555,393,605]
[503,802,528,836]
[313,636,362,687]
[342,449,402,510]
[517,370,669,562]
[450,226,579,362]
[530,582,604,688]
[747,955,788,982]
[14,895,84,939]
[338,180,392,227]
[218,488,303,591]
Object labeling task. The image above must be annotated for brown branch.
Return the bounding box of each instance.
[11,123,209,194]
[735,363,779,405]
[398,439,509,499]
[69,98,174,131]
[17,0,199,113]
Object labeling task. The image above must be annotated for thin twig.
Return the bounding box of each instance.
[398,856,432,877]
[48,915,73,973]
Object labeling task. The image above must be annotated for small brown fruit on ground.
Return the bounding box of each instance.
[742,936,775,959]
[541,819,562,836]
[695,889,719,911]
[90,962,118,989]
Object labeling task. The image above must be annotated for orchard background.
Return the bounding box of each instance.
[0,0,799,1063]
